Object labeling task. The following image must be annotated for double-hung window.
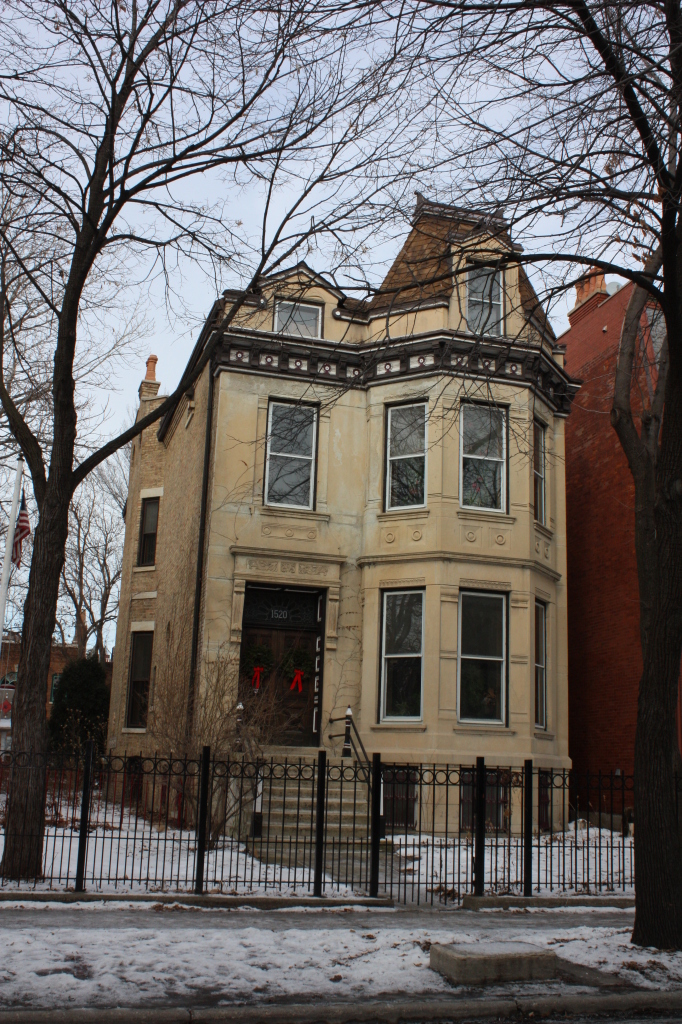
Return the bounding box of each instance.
[381,590,423,720]
[265,401,317,509]
[138,498,159,566]
[533,421,546,524]
[386,403,427,510]
[458,592,506,722]
[127,631,154,729]
[535,601,547,730]
[274,300,322,339]
[467,266,503,336]
[460,404,506,511]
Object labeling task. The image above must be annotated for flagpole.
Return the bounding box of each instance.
[0,456,24,650]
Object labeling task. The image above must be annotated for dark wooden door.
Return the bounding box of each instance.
[239,586,324,746]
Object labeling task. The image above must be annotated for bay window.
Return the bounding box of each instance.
[265,401,317,509]
[458,592,506,722]
[386,403,427,510]
[381,590,424,720]
[460,404,507,511]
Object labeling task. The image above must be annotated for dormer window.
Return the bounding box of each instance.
[467,266,503,336]
[274,300,322,339]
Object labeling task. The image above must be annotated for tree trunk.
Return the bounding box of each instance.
[1,488,69,879]
[75,609,87,659]
[632,354,682,948]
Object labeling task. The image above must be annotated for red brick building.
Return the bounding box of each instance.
[0,632,112,751]
[560,273,680,777]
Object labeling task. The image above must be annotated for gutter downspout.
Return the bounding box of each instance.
[186,363,215,738]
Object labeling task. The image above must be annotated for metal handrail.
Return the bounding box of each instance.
[328,706,370,764]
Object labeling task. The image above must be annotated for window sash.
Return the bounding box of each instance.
[139,498,159,566]
[264,402,317,509]
[386,404,427,510]
[533,421,546,524]
[458,592,506,723]
[381,590,424,721]
[467,267,503,336]
[274,300,322,339]
[535,601,547,730]
[460,405,506,512]
[127,632,153,729]
[49,674,61,704]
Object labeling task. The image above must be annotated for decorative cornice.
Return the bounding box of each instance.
[217,328,578,416]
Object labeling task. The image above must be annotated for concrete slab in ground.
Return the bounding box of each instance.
[430,941,560,984]
[430,940,631,988]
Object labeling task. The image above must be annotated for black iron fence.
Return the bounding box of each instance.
[0,745,655,903]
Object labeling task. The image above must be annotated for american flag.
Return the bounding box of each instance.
[11,491,30,568]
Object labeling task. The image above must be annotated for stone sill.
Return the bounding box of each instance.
[260,506,330,523]
[457,509,516,526]
[534,731,555,740]
[377,508,430,522]
[133,565,156,573]
[370,722,427,732]
[121,728,147,735]
[453,724,516,736]
[534,521,554,540]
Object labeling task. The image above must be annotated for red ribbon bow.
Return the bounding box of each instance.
[251,666,264,690]
[290,669,304,693]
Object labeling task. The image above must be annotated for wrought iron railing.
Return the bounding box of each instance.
[0,747,652,903]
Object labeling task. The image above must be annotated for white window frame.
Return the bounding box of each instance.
[533,420,546,525]
[385,402,428,512]
[264,400,318,510]
[274,299,322,339]
[380,589,424,722]
[459,403,507,513]
[535,600,547,730]
[457,591,506,724]
[466,265,503,337]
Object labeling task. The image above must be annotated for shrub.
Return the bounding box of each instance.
[49,655,110,756]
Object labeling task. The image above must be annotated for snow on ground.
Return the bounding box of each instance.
[0,823,635,897]
[0,903,679,1010]
[391,828,634,898]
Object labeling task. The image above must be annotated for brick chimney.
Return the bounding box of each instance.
[138,354,160,400]
[568,269,608,325]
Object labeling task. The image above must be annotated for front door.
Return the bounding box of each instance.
[239,585,325,747]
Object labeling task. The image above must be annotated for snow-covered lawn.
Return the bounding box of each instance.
[0,822,634,899]
[391,827,634,899]
[0,902,679,1010]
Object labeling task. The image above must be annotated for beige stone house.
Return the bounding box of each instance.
[107,197,578,769]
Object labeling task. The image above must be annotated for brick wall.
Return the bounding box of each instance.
[107,360,210,754]
[563,283,641,775]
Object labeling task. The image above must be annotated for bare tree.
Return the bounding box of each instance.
[358,0,682,948]
[60,472,124,664]
[0,0,420,879]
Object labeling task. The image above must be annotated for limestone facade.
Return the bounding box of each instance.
[107,199,578,768]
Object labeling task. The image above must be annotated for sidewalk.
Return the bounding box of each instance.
[0,899,679,1019]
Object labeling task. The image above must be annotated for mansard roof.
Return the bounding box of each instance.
[158,200,569,440]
